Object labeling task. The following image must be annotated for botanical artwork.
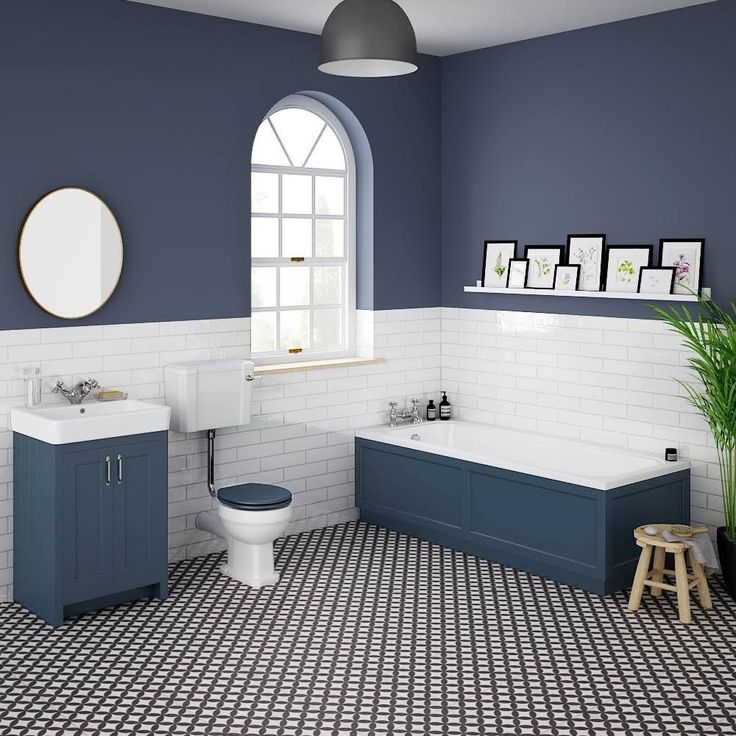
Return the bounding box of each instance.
[660,240,704,295]
[604,247,652,293]
[492,251,508,280]
[567,235,605,291]
[638,267,675,295]
[615,258,636,284]
[533,256,552,280]
[554,265,580,292]
[672,253,692,289]
[524,247,563,289]
[575,246,599,286]
[507,259,528,289]
[482,241,517,288]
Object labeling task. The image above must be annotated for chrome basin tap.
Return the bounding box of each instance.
[52,378,100,405]
[388,399,423,428]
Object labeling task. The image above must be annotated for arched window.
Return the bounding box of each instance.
[250,95,356,363]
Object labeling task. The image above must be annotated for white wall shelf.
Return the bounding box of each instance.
[464,285,699,302]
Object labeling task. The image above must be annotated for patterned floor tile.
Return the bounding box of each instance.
[0,522,735,735]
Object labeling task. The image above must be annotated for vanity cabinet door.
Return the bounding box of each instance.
[112,436,167,591]
[62,447,115,604]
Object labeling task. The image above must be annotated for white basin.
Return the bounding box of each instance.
[10,400,171,445]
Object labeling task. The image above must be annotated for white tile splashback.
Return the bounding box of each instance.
[0,309,442,602]
[0,305,723,602]
[442,308,720,533]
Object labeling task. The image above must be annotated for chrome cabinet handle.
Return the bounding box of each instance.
[105,456,111,486]
[117,454,123,485]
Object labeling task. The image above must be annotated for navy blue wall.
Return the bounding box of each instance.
[442,1,735,318]
[0,0,442,328]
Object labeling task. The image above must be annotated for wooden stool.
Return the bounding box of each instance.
[628,524,713,624]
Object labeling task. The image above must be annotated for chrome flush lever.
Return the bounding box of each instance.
[117,454,123,484]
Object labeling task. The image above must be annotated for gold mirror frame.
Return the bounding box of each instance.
[17,187,124,320]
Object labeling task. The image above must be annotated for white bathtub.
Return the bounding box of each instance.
[355,420,689,491]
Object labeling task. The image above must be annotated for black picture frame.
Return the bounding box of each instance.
[567,234,606,292]
[637,266,676,295]
[506,258,529,289]
[481,240,517,288]
[553,264,581,291]
[659,238,705,296]
[604,245,654,292]
[523,245,565,289]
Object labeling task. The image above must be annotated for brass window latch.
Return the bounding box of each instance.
[288,348,303,355]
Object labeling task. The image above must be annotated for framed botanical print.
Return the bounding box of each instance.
[482,240,517,288]
[567,234,606,292]
[605,245,653,293]
[506,259,529,289]
[638,267,676,295]
[553,264,581,292]
[524,246,564,289]
[659,239,705,295]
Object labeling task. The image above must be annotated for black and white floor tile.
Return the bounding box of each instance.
[1,521,736,735]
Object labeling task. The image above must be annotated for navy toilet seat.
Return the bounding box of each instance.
[217,483,292,511]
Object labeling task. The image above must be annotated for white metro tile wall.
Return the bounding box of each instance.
[441,307,721,532]
[0,305,721,603]
[0,308,442,602]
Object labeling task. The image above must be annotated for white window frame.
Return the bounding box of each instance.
[251,94,357,366]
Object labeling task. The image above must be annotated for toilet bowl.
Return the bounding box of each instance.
[165,360,292,589]
[197,482,292,588]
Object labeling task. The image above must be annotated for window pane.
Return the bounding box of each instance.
[251,217,278,258]
[315,176,344,215]
[252,311,277,353]
[280,310,309,351]
[280,267,310,307]
[282,219,312,259]
[269,108,325,167]
[251,120,290,166]
[305,126,346,170]
[313,309,342,350]
[315,219,344,258]
[252,267,277,308]
[313,266,342,305]
[282,174,312,215]
[251,172,278,214]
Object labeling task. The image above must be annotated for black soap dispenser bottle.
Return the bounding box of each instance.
[439,392,451,421]
[426,399,437,421]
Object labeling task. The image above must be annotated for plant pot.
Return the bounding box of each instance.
[717,527,736,599]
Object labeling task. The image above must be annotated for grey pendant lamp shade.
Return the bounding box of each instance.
[319,0,418,77]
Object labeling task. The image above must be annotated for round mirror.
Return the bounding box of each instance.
[18,188,124,319]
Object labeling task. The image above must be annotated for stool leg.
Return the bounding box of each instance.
[688,549,713,610]
[628,544,652,611]
[650,547,666,598]
[674,549,692,624]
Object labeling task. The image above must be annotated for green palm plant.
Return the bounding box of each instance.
[653,296,736,539]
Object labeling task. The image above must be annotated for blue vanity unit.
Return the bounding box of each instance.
[12,401,170,626]
[355,438,690,595]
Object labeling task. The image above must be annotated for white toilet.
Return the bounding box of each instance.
[164,359,292,588]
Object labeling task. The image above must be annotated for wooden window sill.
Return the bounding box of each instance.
[254,357,384,376]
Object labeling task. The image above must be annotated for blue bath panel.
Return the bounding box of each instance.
[355,438,690,595]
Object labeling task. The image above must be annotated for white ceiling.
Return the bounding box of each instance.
[128,0,715,56]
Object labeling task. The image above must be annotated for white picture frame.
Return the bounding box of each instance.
[482,240,517,288]
[567,234,605,292]
[659,239,705,296]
